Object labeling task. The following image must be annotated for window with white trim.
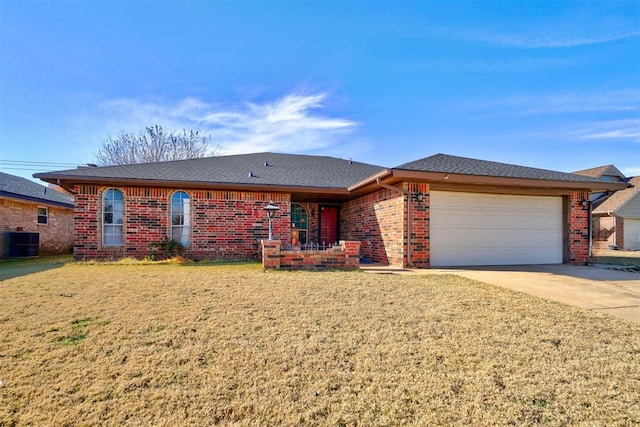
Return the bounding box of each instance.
[171,191,190,246]
[103,189,124,246]
[37,207,48,225]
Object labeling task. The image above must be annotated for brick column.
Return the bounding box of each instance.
[261,240,281,268]
[568,192,590,265]
[404,182,430,268]
[340,240,361,269]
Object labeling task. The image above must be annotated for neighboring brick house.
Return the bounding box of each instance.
[0,172,74,258]
[34,152,626,267]
[574,165,639,250]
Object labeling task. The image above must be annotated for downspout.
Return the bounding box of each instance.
[587,201,592,258]
[376,178,411,267]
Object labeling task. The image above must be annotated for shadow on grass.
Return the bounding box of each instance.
[0,255,72,281]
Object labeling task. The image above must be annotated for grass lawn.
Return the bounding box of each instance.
[1,261,639,426]
[592,249,640,269]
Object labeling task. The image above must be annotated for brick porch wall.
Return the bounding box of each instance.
[262,240,360,270]
[0,198,73,257]
[340,188,404,267]
[73,185,290,260]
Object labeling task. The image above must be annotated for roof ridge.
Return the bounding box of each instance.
[394,153,607,183]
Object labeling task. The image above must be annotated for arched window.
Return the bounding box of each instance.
[103,188,123,246]
[290,203,309,246]
[171,191,190,246]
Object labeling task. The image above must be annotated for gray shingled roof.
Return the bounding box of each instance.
[395,153,610,183]
[34,152,386,189]
[0,172,74,207]
[593,176,640,214]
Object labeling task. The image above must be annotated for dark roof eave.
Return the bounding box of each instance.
[33,174,353,196]
[0,190,74,209]
[353,169,630,192]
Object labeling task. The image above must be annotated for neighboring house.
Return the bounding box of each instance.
[34,152,626,267]
[574,165,639,250]
[0,171,74,258]
[573,164,626,184]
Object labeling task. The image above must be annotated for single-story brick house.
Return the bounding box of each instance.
[34,153,627,267]
[1,171,74,258]
[574,165,639,250]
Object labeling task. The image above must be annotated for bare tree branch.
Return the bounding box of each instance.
[94,125,221,166]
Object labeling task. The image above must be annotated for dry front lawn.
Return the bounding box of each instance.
[1,262,639,426]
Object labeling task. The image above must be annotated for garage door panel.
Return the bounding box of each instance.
[624,219,640,250]
[430,191,563,266]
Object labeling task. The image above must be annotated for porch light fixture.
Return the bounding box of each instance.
[581,199,590,207]
[411,192,424,203]
[264,202,280,240]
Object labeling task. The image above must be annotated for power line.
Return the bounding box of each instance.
[0,159,81,166]
[1,166,68,172]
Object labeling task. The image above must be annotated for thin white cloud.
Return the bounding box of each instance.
[468,29,640,48]
[465,89,639,118]
[96,93,358,156]
[572,119,640,143]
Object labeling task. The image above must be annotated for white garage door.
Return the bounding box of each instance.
[623,219,640,250]
[430,191,563,267]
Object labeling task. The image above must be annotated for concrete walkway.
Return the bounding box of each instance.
[361,264,640,324]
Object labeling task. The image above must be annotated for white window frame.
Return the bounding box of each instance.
[37,206,48,225]
[171,191,190,246]
[103,188,124,247]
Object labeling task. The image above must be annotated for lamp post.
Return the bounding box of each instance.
[263,202,280,240]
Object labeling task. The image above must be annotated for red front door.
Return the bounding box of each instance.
[320,206,339,245]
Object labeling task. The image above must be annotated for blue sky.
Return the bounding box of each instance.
[1,0,639,183]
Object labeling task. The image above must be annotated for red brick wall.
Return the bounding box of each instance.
[72,185,290,261]
[568,191,590,265]
[340,183,430,268]
[69,183,594,266]
[0,198,73,257]
[341,187,404,267]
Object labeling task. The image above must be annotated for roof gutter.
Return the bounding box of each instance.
[0,191,74,209]
[347,169,392,192]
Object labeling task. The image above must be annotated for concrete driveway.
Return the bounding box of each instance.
[362,264,640,324]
